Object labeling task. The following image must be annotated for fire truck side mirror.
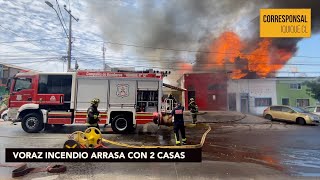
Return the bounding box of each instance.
[5,78,11,91]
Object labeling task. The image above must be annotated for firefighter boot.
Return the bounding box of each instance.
[182,138,187,145]
[192,115,197,124]
[175,134,181,146]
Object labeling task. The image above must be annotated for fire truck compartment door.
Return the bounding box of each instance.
[76,79,108,111]
[109,80,136,106]
[138,81,159,90]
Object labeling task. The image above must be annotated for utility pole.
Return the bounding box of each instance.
[102,43,106,70]
[63,5,79,71]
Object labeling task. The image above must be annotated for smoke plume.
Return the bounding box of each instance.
[89,0,320,80]
[89,0,260,61]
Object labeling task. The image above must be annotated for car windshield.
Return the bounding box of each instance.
[291,107,309,113]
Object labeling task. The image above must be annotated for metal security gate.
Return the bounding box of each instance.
[240,93,249,113]
[228,93,236,111]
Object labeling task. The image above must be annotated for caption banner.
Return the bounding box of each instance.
[5,148,202,162]
[260,8,311,37]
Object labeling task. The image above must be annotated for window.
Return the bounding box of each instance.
[296,99,309,107]
[137,91,158,102]
[14,78,32,92]
[270,106,282,111]
[281,107,293,113]
[137,90,158,112]
[38,75,72,101]
[255,98,272,107]
[290,83,301,90]
[316,107,320,112]
[305,107,315,113]
[281,98,289,105]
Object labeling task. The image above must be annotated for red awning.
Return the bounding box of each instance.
[163,83,187,91]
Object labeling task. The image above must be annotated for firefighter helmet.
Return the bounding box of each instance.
[91,98,100,105]
[190,98,194,102]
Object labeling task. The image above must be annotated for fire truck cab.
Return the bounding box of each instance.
[7,70,169,133]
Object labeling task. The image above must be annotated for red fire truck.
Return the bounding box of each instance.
[6,70,178,133]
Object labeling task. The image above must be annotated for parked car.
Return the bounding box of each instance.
[1,109,9,121]
[304,106,320,116]
[263,105,320,125]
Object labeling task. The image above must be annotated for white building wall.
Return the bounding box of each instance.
[227,79,277,115]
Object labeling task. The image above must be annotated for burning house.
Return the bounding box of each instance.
[181,73,228,111]
[89,0,320,112]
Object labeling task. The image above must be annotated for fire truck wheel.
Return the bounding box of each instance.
[21,113,44,133]
[111,115,132,134]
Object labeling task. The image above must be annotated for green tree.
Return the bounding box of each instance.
[303,78,320,101]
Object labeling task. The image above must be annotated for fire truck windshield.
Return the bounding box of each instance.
[13,78,32,92]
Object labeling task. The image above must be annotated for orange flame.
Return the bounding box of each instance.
[207,32,243,70]
[177,62,193,75]
[205,31,293,79]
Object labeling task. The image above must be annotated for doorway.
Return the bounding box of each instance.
[228,93,236,111]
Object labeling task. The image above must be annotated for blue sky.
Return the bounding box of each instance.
[0,0,319,84]
[277,34,320,77]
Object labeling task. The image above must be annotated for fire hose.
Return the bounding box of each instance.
[102,125,210,148]
[0,124,210,177]
[0,163,66,178]
[70,124,212,149]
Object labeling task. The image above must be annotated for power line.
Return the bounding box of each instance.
[0,6,64,38]
[0,59,59,65]
[0,24,62,57]
[56,0,68,33]
[0,56,61,60]
[74,37,320,59]
[74,58,320,73]
[0,37,65,44]
[70,53,320,66]
[0,43,62,58]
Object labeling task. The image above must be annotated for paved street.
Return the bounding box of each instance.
[0,113,319,179]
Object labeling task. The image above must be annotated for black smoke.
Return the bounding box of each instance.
[88,0,260,54]
[88,0,320,80]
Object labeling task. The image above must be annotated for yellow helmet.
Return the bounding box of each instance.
[91,98,100,105]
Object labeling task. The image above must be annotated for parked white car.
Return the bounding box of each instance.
[304,106,320,116]
[1,109,9,121]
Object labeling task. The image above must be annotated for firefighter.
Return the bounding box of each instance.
[168,93,177,104]
[87,98,100,130]
[170,102,187,145]
[188,98,198,124]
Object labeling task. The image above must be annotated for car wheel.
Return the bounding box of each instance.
[2,114,8,121]
[265,114,273,121]
[21,113,44,133]
[296,118,306,125]
[111,115,131,134]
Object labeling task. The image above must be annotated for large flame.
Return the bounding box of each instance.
[202,31,293,79]
[207,32,243,68]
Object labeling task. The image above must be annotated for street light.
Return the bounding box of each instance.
[45,1,53,8]
[45,1,78,71]
[45,1,68,37]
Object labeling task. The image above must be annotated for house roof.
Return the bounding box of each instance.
[163,83,187,91]
[0,62,38,72]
